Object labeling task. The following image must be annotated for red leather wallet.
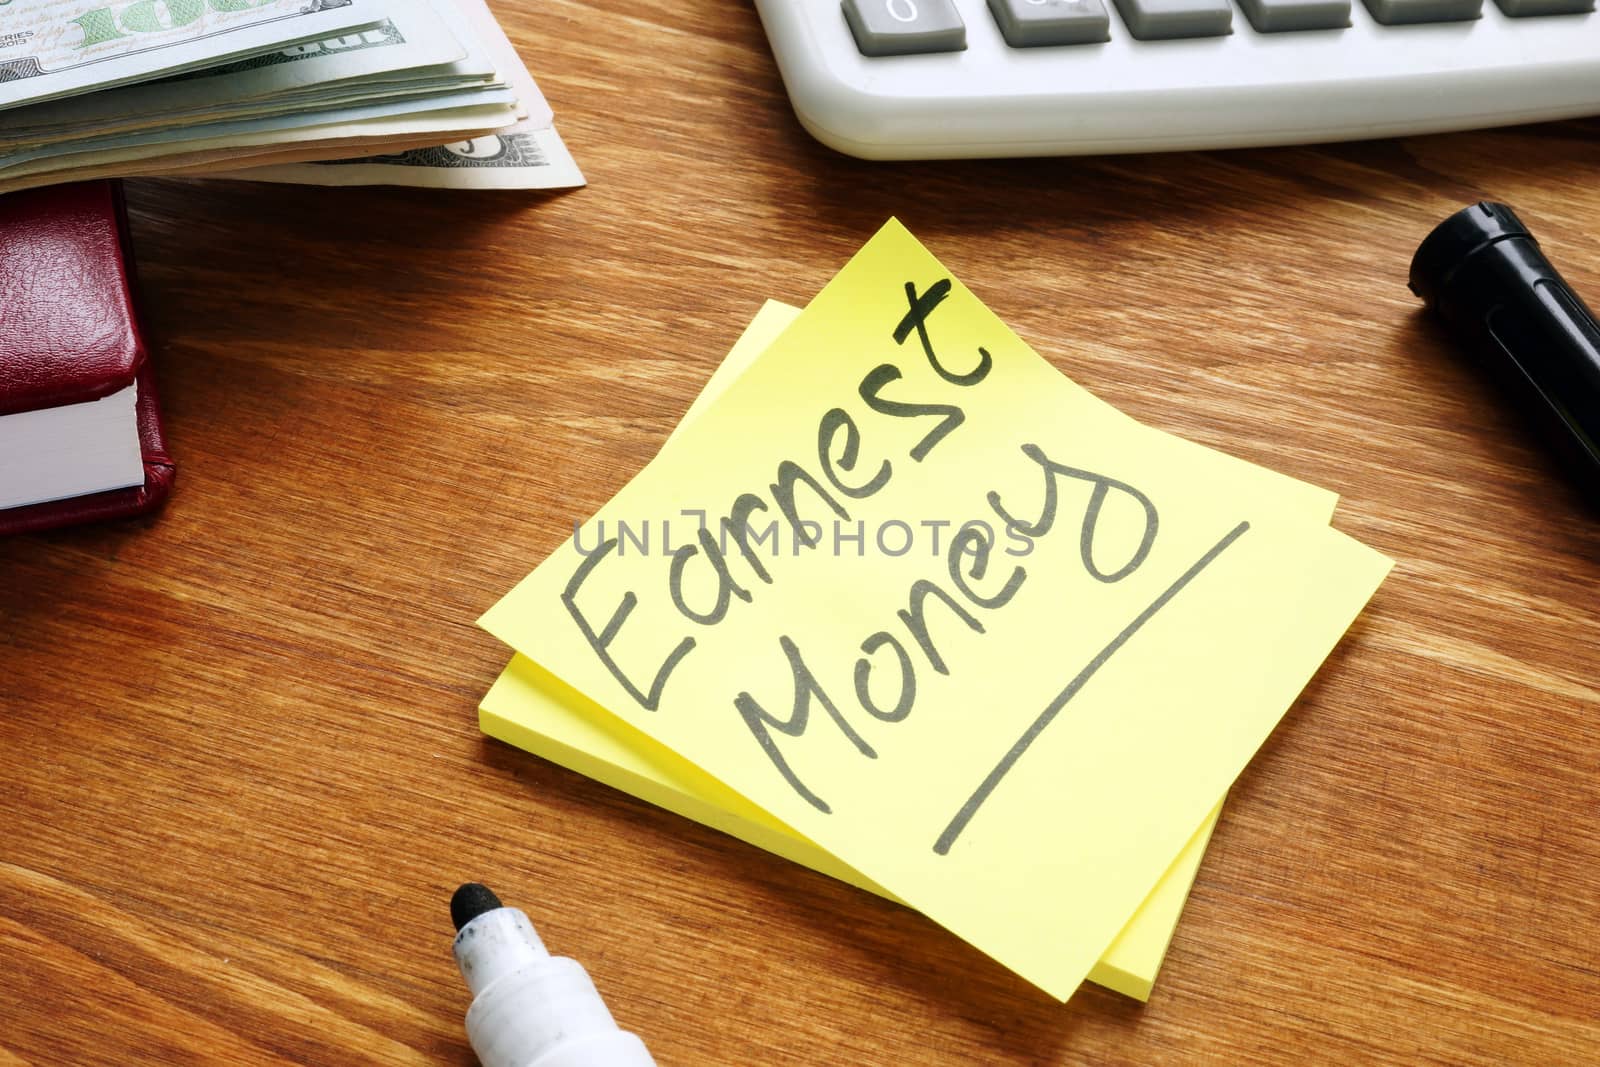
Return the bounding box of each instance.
[0,180,173,536]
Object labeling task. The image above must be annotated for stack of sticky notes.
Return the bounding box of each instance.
[477,221,1391,1002]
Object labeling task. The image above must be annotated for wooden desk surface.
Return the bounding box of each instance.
[4,2,1599,1062]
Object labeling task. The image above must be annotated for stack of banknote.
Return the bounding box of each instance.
[0,0,582,191]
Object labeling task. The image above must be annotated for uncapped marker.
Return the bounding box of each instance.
[450,882,655,1067]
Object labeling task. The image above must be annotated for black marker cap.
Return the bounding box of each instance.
[1409,202,1600,502]
[1409,202,1534,308]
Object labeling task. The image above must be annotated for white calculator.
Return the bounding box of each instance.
[751,0,1600,158]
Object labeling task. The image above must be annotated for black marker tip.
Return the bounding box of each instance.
[451,883,504,931]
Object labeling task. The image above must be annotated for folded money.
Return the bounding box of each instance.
[207,0,583,189]
[0,0,383,110]
[214,125,584,189]
[0,0,581,192]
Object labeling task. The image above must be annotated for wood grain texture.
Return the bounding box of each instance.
[4,2,1599,1062]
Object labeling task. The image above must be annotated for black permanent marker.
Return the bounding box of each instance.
[1411,202,1600,502]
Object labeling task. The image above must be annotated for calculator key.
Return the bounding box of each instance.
[1110,0,1233,37]
[842,0,967,56]
[987,0,1112,45]
[1359,0,1481,22]
[1236,0,1351,29]
[1493,0,1592,14]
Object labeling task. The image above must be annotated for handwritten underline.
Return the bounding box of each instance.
[933,520,1252,856]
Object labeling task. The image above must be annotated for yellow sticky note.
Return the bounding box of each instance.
[478,301,1341,1000]
[482,220,1391,998]
[481,300,1287,1000]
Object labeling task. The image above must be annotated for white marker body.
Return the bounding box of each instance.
[454,907,655,1067]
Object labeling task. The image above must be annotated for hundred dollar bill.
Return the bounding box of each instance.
[0,79,516,172]
[0,0,480,147]
[0,99,516,191]
[0,0,384,111]
[206,0,579,189]
[211,120,582,188]
[0,129,482,191]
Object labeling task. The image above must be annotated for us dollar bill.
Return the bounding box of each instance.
[0,0,482,147]
[210,120,582,188]
[0,76,514,175]
[0,98,517,192]
[0,0,383,111]
[206,0,580,189]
